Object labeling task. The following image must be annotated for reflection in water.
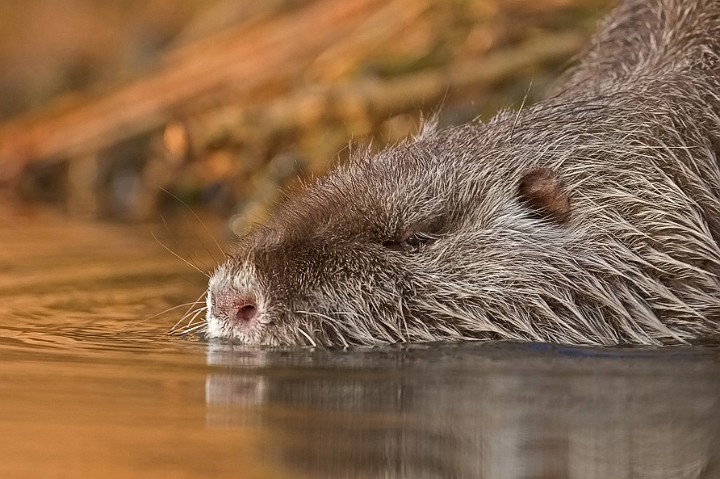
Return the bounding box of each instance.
[206,342,719,479]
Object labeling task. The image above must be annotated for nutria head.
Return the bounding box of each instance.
[206,118,578,347]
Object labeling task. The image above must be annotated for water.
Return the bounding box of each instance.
[1,201,718,479]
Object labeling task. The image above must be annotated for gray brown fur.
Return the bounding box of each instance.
[203,0,720,346]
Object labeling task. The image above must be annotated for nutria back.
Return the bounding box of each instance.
[203,0,720,346]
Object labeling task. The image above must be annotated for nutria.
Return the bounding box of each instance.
[202,0,720,346]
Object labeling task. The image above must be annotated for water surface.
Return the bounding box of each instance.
[1,201,718,478]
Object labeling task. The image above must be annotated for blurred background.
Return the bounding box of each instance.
[0,0,610,236]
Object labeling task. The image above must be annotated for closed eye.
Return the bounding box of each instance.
[382,233,437,254]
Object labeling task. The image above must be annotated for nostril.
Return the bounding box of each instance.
[236,301,258,323]
[211,288,260,327]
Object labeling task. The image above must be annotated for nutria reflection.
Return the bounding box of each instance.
[205,343,720,478]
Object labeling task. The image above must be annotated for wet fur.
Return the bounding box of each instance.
[206,0,720,346]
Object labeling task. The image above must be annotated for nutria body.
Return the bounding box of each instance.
[204,0,720,346]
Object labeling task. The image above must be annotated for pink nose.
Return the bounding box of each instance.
[212,289,260,328]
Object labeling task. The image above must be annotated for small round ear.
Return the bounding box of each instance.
[517,167,571,224]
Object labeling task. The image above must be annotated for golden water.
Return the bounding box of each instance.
[1,200,718,478]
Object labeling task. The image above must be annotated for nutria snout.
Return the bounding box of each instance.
[204,0,720,346]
